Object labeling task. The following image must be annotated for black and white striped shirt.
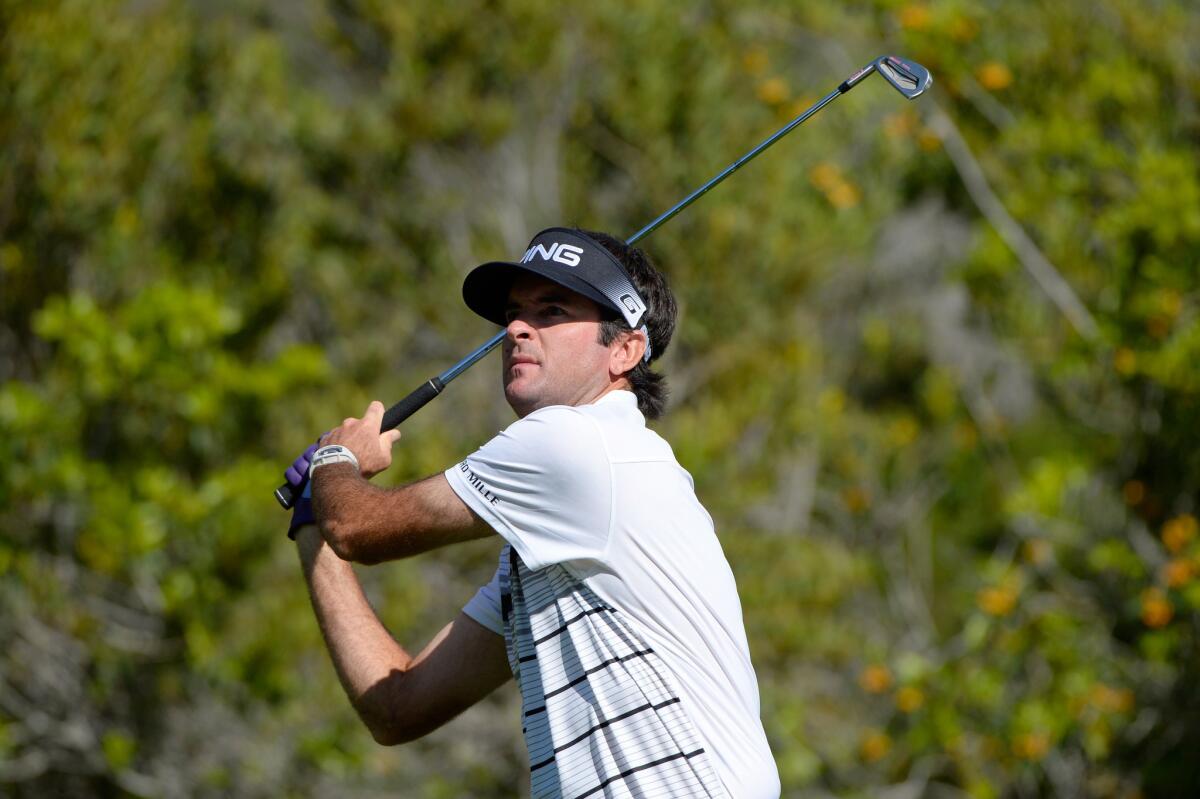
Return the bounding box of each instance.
[448,392,780,798]
[501,546,728,798]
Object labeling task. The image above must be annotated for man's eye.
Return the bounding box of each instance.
[544,305,566,316]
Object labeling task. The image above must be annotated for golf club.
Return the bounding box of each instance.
[275,54,931,509]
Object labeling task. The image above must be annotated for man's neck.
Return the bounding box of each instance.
[511,379,632,419]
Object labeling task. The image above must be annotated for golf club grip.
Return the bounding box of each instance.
[273,377,446,510]
[274,481,301,510]
[381,377,445,431]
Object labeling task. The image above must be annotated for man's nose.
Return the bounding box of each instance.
[506,314,534,339]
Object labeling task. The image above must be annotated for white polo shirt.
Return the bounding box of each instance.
[445,390,779,798]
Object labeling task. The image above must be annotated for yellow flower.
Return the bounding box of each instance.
[1113,347,1137,376]
[1013,731,1050,761]
[1158,289,1183,319]
[1146,315,1171,339]
[977,585,1017,617]
[809,162,860,208]
[888,415,920,448]
[917,129,942,151]
[827,181,861,210]
[1164,558,1194,588]
[897,4,932,30]
[843,486,871,514]
[949,16,979,42]
[1088,683,1135,714]
[818,387,846,416]
[742,47,769,75]
[809,162,843,191]
[785,96,817,121]
[756,77,789,106]
[1121,479,1145,506]
[859,664,893,694]
[860,730,891,762]
[976,61,1013,91]
[882,110,917,139]
[1140,588,1173,628]
[1023,539,1052,566]
[895,686,925,713]
[1162,514,1198,553]
[954,421,978,450]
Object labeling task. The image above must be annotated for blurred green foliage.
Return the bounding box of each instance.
[2,0,1199,796]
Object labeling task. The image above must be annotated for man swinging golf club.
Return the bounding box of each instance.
[287,227,781,797]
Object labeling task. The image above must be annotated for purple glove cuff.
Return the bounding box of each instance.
[284,440,321,540]
[287,494,316,540]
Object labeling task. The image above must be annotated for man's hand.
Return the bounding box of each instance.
[321,400,403,479]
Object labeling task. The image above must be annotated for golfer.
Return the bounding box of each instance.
[288,228,780,797]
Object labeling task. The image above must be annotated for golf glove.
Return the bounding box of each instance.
[285,442,319,539]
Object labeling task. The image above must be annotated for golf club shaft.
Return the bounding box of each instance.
[275,58,889,509]
[624,86,844,245]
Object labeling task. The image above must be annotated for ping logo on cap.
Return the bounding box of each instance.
[520,242,584,267]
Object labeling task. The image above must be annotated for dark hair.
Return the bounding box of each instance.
[577,229,677,420]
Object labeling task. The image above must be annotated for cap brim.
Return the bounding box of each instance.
[462,260,620,327]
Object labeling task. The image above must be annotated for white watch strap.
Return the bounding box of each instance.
[309,444,359,475]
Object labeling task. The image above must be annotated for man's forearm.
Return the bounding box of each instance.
[294,525,512,745]
[309,463,377,560]
[295,524,414,730]
[311,466,493,564]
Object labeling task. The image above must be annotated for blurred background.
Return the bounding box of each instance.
[2,0,1199,796]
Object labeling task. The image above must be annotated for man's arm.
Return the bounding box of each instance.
[313,469,492,564]
[295,524,511,744]
[309,400,494,564]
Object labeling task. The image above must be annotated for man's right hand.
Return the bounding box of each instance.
[319,401,403,479]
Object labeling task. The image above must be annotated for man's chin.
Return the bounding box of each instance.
[504,382,539,418]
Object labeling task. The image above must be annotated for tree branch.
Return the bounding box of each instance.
[925,103,1101,342]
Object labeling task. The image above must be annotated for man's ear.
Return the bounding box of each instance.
[609,327,648,376]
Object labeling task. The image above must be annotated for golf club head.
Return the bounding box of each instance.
[875,55,932,99]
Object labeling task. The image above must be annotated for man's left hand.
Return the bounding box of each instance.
[320,400,403,479]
